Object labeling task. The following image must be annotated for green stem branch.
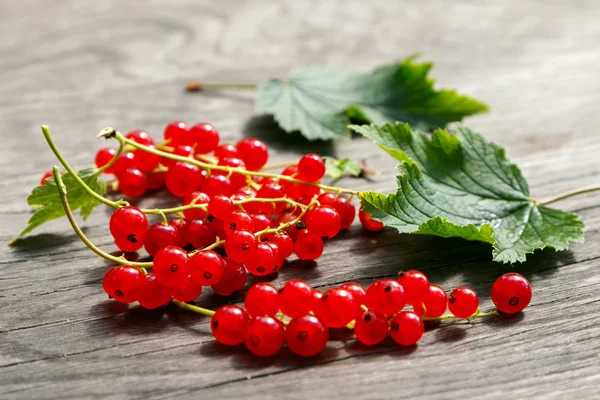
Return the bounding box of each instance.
[172,299,215,317]
[538,184,600,206]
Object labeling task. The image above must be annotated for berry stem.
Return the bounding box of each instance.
[260,160,298,171]
[422,307,499,322]
[171,299,215,317]
[52,167,153,269]
[185,81,258,92]
[538,184,600,206]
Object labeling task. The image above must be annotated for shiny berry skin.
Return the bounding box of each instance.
[125,130,154,146]
[172,275,203,302]
[153,246,190,286]
[163,121,187,147]
[211,305,250,345]
[297,153,326,182]
[244,316,284,357]
[189,250,225,286]
[277,212,301,239]
[270,234,294,259]
[285,315,329,357]
[182,219,215,249]
[214,157,247,189]
[201,174,233,198]
[413,284,447,318]
[40,171,53,185]
[214,143,239,159]
[146,171,166,190]
[137,273,173,309]
[251,213,273,233]
[397,270,430,304]
[491,273,532,314]
[224,230,257,263]
[448,286,479,318]
[359,208,384,231]
[112,152,137,175]
[255,183,286,214]
[208,195,234,220]
[390,311,424,346]
[354,311,389,346]
[314,288,361,328]
[102,265,144,303]
[306,205,341,238]
[340,282,366,306]
[182,191,210,221]
[267,243,284,272]
[109,206,148,252]
[236,138,268,171]
[135,146,160,173]
[211,258,247,296]
[224,210,254,235]
[279,279,314,318]
[280,165,299,198]
[190,122,219,153]
[162,145,195,168]
[294,233,324,260]
[245,282,280,317]
[118,168,147,197]
[95,148,117,173]
[165,162,205,197]
[336,197,356,229]
[144,222,183,256]
[245,243,275,276]
[365,279,406,317]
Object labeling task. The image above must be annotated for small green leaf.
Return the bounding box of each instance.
[351,122,584,263]
[323,157,363,179]
[13,168,106,241]
[256,57,488,141]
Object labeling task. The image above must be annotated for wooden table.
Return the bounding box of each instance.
[2,1,600,398]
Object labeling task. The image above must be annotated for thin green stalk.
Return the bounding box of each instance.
[185,81,258,91]
[538,184,600,206]
[172,299,215,317]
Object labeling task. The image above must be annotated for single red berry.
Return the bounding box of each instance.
[189,122,219,153]
[172,275,203,302]
[118,168,147,197]
[112,152,137,176]
[448,286,479,318]
[335,196,356,229]
[313,287,361,328]
[146,171,166,190]
[285,315,329,357]
[236,138,268,171]
[182,219,216,249]
[224,230,257,263]
[390,311,424,346]
[214,157,247,188]
[164,121,187,147]
[306,205,341,238]
[267,243,284,272]
[295,182,321,199]
[491,273,532,314]
[211,305,250,345]
[294,233,324,260]
[125,129,154,146]
[109,206,148,253]
[208,195,234,220]
[354,311,389,346]
[223,210,254,236]
[40,171,53,185]
[189,250,225,286]
[312,289,324,306]
[269,234,294,259]
[182,191,210,221]
[413,284,447,318]
[165,162,205,197]
[397,270,430,304]
[144,222,183,256]
[365,279,406,317]
[255,183,286,214]
[201,174,233,198]
[340,282,366,306]
[280,165,299,198]
[211,257,247,296]
[95,148,117,173]
[244,316,284,357]
[135,146,160,173]
[153,246,190,286]
[245,243,275,276]
[277,212,303,239]
[359,207,384,231]
[162,145,195,168]
[169,217,188,245]
[297,153,326,182]
[250,213,273,233]
[137,273,173,309]
[279,279,314,318]
[245,282,280,317]
[214,143,239,159]
[208,217,227,242]
[102,265,144,303]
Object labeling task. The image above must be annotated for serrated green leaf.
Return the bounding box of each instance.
[13,168,106,240]
[256,58,488,141]
[323,157,363,179]
[351,122,584,263]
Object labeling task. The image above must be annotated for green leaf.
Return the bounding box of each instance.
[323,157,363,179]
[256,58,488,141]
[13,168,106,241]
[350,122,584,263]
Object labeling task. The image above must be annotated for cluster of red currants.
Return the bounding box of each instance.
[209,271,532,357]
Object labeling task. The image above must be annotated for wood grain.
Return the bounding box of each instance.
[1,0,600,398]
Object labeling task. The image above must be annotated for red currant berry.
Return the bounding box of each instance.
[244,316,284,357]
[397,270,430,304]
[164,121,187,147]
[448,286,479,318]
[146,171,166,190]
[297,153,325,182]
[144,222,183,256]
[413,284,447,318]
[211,257,247,296]
[208,195,234,220]
[250,213,273,233]
[295,182,321,199]
[189,122,219,153]
[255,183,286,214]
[112,152,137,176]
[354,311,389,346]
[224,230,257,263]
[201,174,233,198]
[245,243,276,276]
[306,205,341,238]
[169,217,188,243]
[245,282,280,317]
[211,305,250,346]
[109,206,148,252]
[491,273,532,314]
[208,217,227,242]
[182,191,210,221]
[336,197,356,229]
[285,315,329,357]
[294,233,324,260]
[277,212,302,239]
[162,145,195,168]
[269,234,294,259]
[135,146,160,173]
[189,250,225,286]
[359,207,384,231]
[365,279,406,317]
[279,279,314,318]
[117,168,147,197]
[165,162,205,198]
[313,287,361,328]
[182,219,215,249]
[236,138,268,171]
[214,143,239,159]
[280,165,299,198]
[102,265,144,303]
[126,130,154,146]
[172,275,203,302]
[224,210,254,235]
[390,311,424,346]
[214,157,247,188]
[340,282,366,305]
[312,289,324,305]
[153,246,190,286]
[95,148,117,173]
[137,273,173,309]
[267,243,284,272]
[40,171,53,185]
